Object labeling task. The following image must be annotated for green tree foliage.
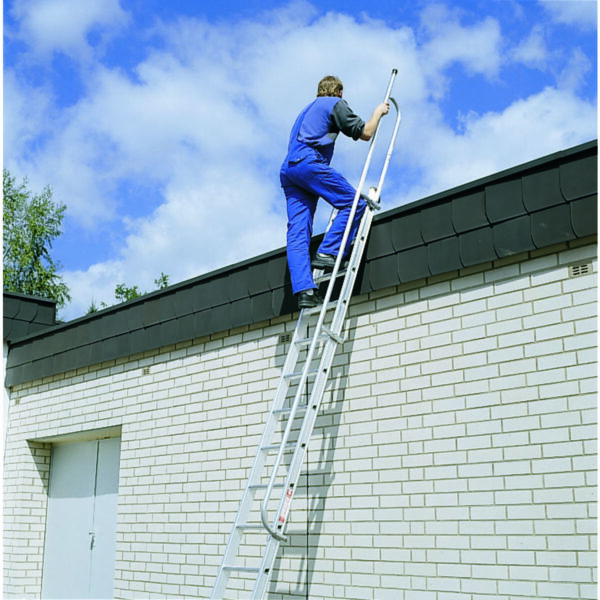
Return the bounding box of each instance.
[114,283,142,302]
[154,272,169,290]
[3,169,71,307]
[114,272,169,302]
[87,273,170,314]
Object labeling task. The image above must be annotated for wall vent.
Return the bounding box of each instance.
[569,263,592,278]
[279,334,291,344]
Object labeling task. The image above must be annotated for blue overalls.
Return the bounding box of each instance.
[280,97,366,294]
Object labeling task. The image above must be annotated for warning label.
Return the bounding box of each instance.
[278,488,294,524]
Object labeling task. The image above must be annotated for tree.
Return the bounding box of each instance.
[114,283,142,302]
[114,272,169,302]
[154,272,169,290]
[86,273,170,314]
[3,170,71,307]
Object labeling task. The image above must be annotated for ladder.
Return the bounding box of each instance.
[211,69,401,600]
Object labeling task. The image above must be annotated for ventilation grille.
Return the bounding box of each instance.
[279,334,292,344]
[569,263,592,278]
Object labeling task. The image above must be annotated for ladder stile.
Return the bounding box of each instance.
[210,69,400,600]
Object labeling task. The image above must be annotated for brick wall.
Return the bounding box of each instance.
[4,238,597,599]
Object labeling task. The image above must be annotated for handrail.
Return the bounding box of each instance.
[328,96,401,341]
[259,68,400,542]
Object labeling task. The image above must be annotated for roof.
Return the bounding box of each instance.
[5,140,597,387]
[3,291,57,343]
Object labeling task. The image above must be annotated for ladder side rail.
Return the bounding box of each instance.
[211,399,289,597]
[211,69,400,600]
[243,310,313,538]
[259,65,399,554]
[252,533,280,599]
[329,68,397,274]
[371,97,402,205]
[259,309,327,539]
[305,69,399,377]
[251,93,403,595]
[210,314,310,599]
[257,175,384,542]
[251,207,377,598]
[275,337,339,528]
[258,209,359,540]
[252,336,340,599]
[252,211,376,594]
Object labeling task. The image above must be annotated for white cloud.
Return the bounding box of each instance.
[511,25,550,68]
[419,3,503,95]
[5,2,597,320]
[65,166,286,315]
[9,0,129,58]
[3,69,55,169]
[401,86,596,201]
[557,47,593,92]
[56,10,422,317]
[538,0,597,30]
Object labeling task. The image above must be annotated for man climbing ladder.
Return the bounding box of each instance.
[281,75,390,309]
[210,69,400,600]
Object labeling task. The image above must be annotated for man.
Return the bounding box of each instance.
[280,75,390,309]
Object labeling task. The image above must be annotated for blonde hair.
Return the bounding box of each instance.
[317,75,343,97]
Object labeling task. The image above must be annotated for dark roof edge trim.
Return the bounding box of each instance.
[6,139,597,346]
[3,290,58,307]
[376,139,598,222]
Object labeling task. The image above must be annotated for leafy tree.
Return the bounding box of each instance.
[154,272,169,290]
[114,283,142,302]
[114,272,169,301]
[86,299,107,314]
[3,169,71,307]
[87,272,170,313]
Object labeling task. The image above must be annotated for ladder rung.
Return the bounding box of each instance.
[236,524,265,531]
[295,333,327,348]
[223,565,260,573]
[321,326,344,344]
[304,300,338,315]
[260,442,297,452]
[283,368,318,381]
[249,482,285,490]
[314,268,347,284]
[273,405,307,416]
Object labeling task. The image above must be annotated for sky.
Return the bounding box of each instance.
[3,0,597,321]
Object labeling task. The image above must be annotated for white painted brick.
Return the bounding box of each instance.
[4,241,596,600]
[457,434,492,451]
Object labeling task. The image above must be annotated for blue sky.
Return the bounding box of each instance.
[4,0,597,320]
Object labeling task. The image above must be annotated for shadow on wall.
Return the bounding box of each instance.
[268,316,359,599]
[28,440,52,494]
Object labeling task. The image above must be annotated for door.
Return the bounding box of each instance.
[41,437,121,599]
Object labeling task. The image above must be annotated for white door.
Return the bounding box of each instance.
[41,437,121,599]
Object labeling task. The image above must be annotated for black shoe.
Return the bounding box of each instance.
[312,253,337,269]
[297,289,323,309]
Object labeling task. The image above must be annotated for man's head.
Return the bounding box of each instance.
[317,75,343,98]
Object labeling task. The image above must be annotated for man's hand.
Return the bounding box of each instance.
[361,101,390,141]
[377,101,390,116]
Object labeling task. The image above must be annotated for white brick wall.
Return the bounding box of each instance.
[4,239,597,599]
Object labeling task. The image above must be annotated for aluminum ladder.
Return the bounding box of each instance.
[210,68,401,600]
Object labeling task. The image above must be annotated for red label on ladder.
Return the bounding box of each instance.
[278,488,294,524]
